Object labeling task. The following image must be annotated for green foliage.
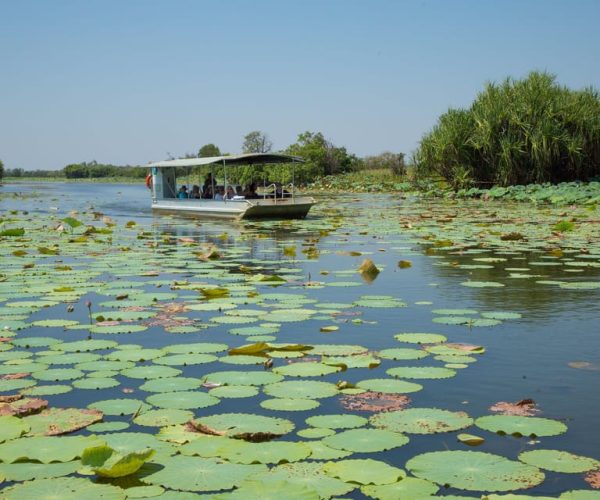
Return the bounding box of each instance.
[415,71,600,188]
[198,143,221,157]
[63,161,147,179]
[243,131,273,153]
[363,151,406,176]
[0,158,4,180]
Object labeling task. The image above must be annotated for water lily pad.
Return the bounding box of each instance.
[192,413,295,439]
[11,337,63,348]
[370,408,473,434]
[54,339,118,352]
[90,324,148,334]
[305,414,368,429]
[323,428,409,453]
[357,378,423,394]
[87,421,130,432]
[0,460,81,481]
[32,368,84,381]
[305,441,353,460]
[219,440,312,465]
[72,377,120,390]
[106,348,164,362]
[0,415,30,442]
[209,385,259,398]
[31,319,80,328]
[323,458,405,485]
[24,408,103,435]
[461,281,505,288]
[139,377,202,393]
[309,344,368,356]
[162,342,228,354]
[361,477,440,499]
[144,455,266,491]
[80,444,155,478]
[260,398,320,411]
[406,450,544,491]
[0,435,103,463]
[0,476,126,499]
[146,391,220,410]
[134,408,193,427]
[212,479,319,499]
[475,415,568,437]
[378,348,428,360]
[297,427,335,438]
[88,399,151,416]
[153,353,217,366]
[202,370,283,386]
[386,366,456,379]
[519,449,600,473]
[263,380,339,399]
[120,365,182,380]
[273,362,342,377]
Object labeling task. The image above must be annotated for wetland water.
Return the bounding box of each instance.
[1,182,599,498]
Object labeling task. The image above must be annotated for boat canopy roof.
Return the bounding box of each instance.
[147,153,303,168]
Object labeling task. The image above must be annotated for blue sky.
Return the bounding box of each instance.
[1,0,599,170]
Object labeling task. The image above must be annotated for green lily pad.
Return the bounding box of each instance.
[518,449,600,473]
[20,384,73,396]
[357,378,423,394]
[106,348,164,362]
[323,428,409,453]
[32,368,84,381]
[192,413,294,439]
[153,353,217,366]
[54,339,118,352]
[461,281,505,288]
[87,421,130,432]
[386,366,456,379]
[144,455,266,492]
[305,414,368,429]
[0,460,81,481]
[89,324,148,334]
[11,337,63,348]
[139,377,202,393]
[0,435,103,463]
[309,344,368,356]
[370,408,473,434]
[305,441,353,460]
[88,399,151,416]
[361,477,440,499]
[219,440,312,465]
[202,370,283,386]
[0,476,126,499]
[120,365,182,380]
[378,348,428,360]
[212,479,319,499]
[0,415,30,442]
[273,362,342,377]
[260,398,321,412]
[146,391,220,410]
[134,408,194,427]
[297,427,336,438]
[475,415,568,437]
[263,380,339,400]
[72,377,120,390]
[162,342,229,354]
[80,444,155,478]
[24,408,103,436]
[323,458,405,485]
[406,450,544,491]
[209,385,259,398]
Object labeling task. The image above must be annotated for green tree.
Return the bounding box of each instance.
[242,131,272,153]
[0,159,4,181]
[363,152,406,176]
[415,71,600,188]
[198,144,221,157]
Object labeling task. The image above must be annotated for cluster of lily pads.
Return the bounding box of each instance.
[0,192,599,498]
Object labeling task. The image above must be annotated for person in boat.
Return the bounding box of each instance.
[190,185,201,199]
[214,186,225,201]
[225,186,236,200]
[274,182,290,198]
[177,185,189,199]
[243,182,260,199]
[201,185,213,199]
[202,174,214,194]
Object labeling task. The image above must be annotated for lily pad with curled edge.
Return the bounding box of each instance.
[106,348,164,362]
[457,433,485,446]
[263,380,339,400]
[0,460,81,481]
[21,384,72,396]
[134,408,193,427]
[88,399,151,416]
[0,435,104,463]
[386,366,456,379]
[377,348,428,360]
[192,413,295,440]
[323,428,409,453]
[144,455,266,491]
[273,362,342,377]
[139,377,202,393]
[120,365,182,380]
[24,408,103,436]
[162,342,229,354]
[52,339,118,352]
[357,378,423,394]
[209,385,259,398]
[0,476,126,500]
[461,280,505,288]
[219,440,312,465]
[31,319,80,328]
[426,343,485,355]
[370,408,473,434]
[212,479,319,500]
[519,450,600,473]
[0,415,30,442]
[475,415,568,437]
[89,324,148,334]
[322,354,381,369]
[80,444,155,478]
[260,398,320,412]
[406,450,545,491]
[305,414,368,430]
[309,344,368,356]
[324,458,405,485]
[146,391,220,410]
[254,461,356,497]
[202,370,283,386]
[361,476,440,499]
[394,332,447,344]
[153,353,217,366]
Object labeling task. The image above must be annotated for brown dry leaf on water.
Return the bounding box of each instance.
[584,470,600,489]
[489,399,539,416]
[569,361,600,371]
[358,258,380,283]
[339,391,411,413]
[1,373,30,380]
[0,397,48,416]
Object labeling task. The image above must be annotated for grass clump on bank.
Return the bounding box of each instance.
[415,71,600,189]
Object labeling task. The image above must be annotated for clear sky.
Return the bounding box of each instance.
[1,0,599,170]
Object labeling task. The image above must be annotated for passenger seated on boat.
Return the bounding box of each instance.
[202,174,213,195]
[177,185,189,199]
[243,182,260,199]
[225,186,236,200]
[214,186,225,201]
[190,185,201,199]
[201,186,213,199]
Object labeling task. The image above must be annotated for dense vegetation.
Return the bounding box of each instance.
[415,72,600,189]
[0,158,4,181]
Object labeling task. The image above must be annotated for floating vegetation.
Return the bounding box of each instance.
[0,186,598,497]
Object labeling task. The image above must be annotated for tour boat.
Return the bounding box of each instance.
[146,153,316,219]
